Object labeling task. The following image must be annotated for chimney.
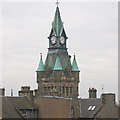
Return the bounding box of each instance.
[21,86,30,92]
[18,86,33,102]
[0,88,5,96]
[89,88,97,98]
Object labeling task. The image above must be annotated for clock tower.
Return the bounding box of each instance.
[48,6,67,50]
[36,6,80,98]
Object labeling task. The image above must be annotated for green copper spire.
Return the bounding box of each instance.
[37,53,45,71]
[53,56,63,70]
[52,6,63,37]
[72,54,79,71]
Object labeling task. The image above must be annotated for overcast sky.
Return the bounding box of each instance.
[0,1,118,102]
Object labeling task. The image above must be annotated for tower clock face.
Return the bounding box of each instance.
[60,36,65,44]
[51,36,56,44]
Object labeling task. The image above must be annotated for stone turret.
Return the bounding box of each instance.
[72,55,79,71]
[37,53,44,72]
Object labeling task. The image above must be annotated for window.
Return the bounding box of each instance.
[91,106,96,110]
[51,86,54,89]
[70,87,72,94]
[44,87,46,90]
[48,86,50,90]
[66,87,68,96]
[88,106,96,111]
[60,86,61,91]
[88,106,92,111]
[62,86,65,93]
[70,106,74,115]
[21,110,27,117]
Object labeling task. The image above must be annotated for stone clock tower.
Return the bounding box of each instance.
[36,6,80,98]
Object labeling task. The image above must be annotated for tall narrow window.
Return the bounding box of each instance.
[66,87,68,96]
[51,86,53,89]
[44,87,46,90]
[70,87,72,94]
[62,86,65,93]
[48,86,50,90]
[60,86,61,91]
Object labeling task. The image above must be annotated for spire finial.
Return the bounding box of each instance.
[74,53,76,59]
[56,0,59,7]
[37,53,44,71]
[40,53,42,59]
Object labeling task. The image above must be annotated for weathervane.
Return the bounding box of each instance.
[56,0,59,7]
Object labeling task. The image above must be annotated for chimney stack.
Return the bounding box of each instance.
[88,88,97,98]
[18,86,33,102]
[0,88,5,96]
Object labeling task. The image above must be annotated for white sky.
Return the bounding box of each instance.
[0,1,118,102]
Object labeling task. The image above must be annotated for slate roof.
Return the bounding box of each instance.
[52,7,63,37]
[1,96,36,118]
[80,98,103,118]
[45,49,71,70]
